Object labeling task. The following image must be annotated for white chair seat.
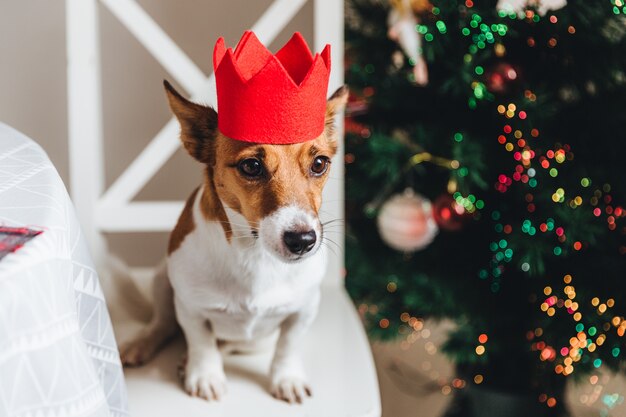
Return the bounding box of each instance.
[115,283,381,417]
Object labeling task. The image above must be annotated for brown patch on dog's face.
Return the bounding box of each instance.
[210,132,337,226]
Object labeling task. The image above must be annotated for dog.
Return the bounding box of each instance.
[119,77,348,403]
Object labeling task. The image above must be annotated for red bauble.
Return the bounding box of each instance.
[432,194,469,231]
[485,62,520,94]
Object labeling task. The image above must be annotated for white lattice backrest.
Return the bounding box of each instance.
[66,0,344,285]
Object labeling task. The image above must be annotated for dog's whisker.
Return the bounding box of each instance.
[320,241,339,259]
[322,229,344,234]
[324,241,342,254]
[321,234,342,250]
[318,208,343,215]
[321,216,343,221]
[322,224,344,230]
[320,241,340,260]
[322,233,337,245]
[228,240,258,250]
[228,235,258,241]
[226,230,258,238]
[322,225,344,231]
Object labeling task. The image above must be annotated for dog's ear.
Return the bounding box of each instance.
[324,85,349,148]
[164,80,217,165]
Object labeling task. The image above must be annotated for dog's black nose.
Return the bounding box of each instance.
[283,230,317,255]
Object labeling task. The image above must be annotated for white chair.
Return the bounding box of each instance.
[65,0,380,415]
[111,269,380,417]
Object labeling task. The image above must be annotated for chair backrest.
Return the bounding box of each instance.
[66,0,345,285]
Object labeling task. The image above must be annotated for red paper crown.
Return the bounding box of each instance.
[213,31,330,144]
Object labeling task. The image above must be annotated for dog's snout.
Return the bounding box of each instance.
[261,206,321,261]
[283,230,316,255]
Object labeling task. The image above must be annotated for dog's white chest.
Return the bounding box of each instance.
[202,308,286,341]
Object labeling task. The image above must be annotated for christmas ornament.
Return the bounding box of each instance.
[345,90,370,135]
[485,62,520,94]
[377,189,438,252]
[388,0,429,86]
[558,86,580,103]
[432,194,468,231]
[391,50,405,69]
[214,31,330,144]
[346,90,369,117]
[496,0,567,16]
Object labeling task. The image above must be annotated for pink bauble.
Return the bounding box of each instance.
[377,190,439,252]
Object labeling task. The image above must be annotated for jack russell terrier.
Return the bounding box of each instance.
[119,31,348,404]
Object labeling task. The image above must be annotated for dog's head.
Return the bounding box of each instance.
[165,81,347,263]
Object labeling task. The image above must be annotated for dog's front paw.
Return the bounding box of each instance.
[270,377,312,404]
[184,367,228,401]
[119,337,158,367]
[270,357,311,403]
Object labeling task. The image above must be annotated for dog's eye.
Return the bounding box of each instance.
[238,158,263,178]
[310,156,330,176]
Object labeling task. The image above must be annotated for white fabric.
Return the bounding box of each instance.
[0,123,128,417]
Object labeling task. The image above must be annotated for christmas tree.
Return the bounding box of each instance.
[344,0,626,414]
